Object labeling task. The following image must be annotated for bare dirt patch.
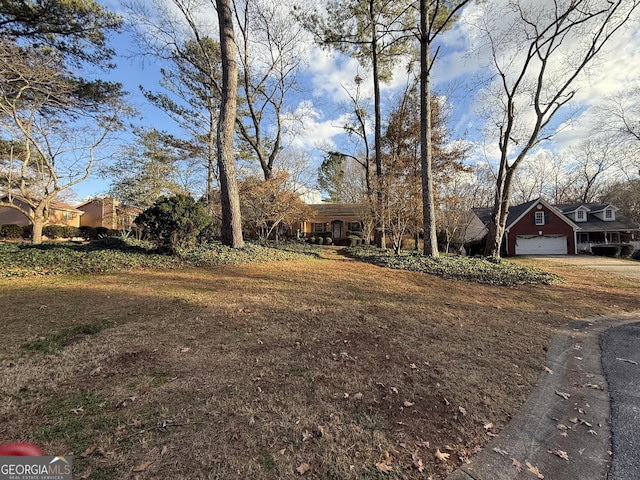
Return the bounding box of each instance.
[1,249,638,479]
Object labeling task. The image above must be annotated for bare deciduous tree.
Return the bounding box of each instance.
[474,0,640,258]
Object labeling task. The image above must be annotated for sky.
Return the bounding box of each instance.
[72,0,640,203]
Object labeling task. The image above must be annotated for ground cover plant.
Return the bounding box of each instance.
[345,245,561,285]
[0,239,320,277]
[0,247,639,479]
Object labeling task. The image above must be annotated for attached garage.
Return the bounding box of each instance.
[515,235,568,255]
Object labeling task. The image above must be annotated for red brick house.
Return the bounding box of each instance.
[299,203,367,241]
[469,198,639,255]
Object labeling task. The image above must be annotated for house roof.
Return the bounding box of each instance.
[308,203,365,217]
[50,202,84,213]
[1,196,83,213]
[472,199,639,233]
[472,198,577,231]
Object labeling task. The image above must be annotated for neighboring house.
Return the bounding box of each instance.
[77,197,142,230]
[299,203,365,241]
[467,198,640,255]
[0,196,84,227]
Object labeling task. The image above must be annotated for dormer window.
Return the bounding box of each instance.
[605,209,613,220]
[577,210,585,221]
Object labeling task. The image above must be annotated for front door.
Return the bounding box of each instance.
[331,221,343,239]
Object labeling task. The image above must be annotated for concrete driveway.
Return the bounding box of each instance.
[532,255,640,280]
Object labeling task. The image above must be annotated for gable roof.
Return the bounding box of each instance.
[472,199,639,234]
[505,198,579,231]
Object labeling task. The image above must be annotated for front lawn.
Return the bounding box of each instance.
[1,251,638,479]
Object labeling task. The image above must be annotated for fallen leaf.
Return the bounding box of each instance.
[375,462,393,473]
[549,449,569,461]
[459,406,467,416]
[90,366,103,376]
[78,470,92,479]
[569,417,578,424]
[555,390,571,400]
[160,445,169,456]
[80,446,95,458]
[71,407,84,415]
[132,419,143,428]
[412,451,424,472]
[389,447,402,459]
[390,386,399,394]
[435,449,450,462]
[544,366,554,375]
[556,423,569,431]
[493,447,509,456]
[249,415,255,426]
[132,461,153,472]
[302,430,313,442]
[343,392,350,399]
[352,392,363,400]
[410,363,418,370]
[512,458,522,472]
[180,347,191,353]
[588,430,598,435]
[279,448,286,455]
[296,463,311,475]
[403,400,415,407]
[525,461,544,479]
[375,452,393,473]
[484,422,494,430]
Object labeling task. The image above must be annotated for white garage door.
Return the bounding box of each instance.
[515,235,568,255]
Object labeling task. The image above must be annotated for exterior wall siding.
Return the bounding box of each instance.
[507,205,576,255]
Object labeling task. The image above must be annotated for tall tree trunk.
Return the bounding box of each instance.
[216,0,244,248]
[370,0,385,249]
[31,215,45,245]
[420,0,439,258]
[485,161,515,257]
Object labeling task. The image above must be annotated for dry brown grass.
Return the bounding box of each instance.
[1,248,638,479]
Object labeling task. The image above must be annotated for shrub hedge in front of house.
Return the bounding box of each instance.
[591,245,622,257]
[0,224,24,239]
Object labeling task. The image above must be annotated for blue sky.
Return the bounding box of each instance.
[73,0,640,202]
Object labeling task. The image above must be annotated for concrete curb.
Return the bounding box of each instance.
[446,314,639,480]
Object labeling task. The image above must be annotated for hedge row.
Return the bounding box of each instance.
[591,244,635,258]
[0,224,122,240]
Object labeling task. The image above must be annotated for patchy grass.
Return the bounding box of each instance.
[345,246,561,285]
[0,247,638,479]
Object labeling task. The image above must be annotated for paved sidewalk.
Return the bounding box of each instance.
[446,314,639,480]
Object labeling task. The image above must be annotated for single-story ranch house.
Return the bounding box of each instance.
[0,196,84,227]
[298,203,366,242]
[0,196,142,232]
[467,198,640,255]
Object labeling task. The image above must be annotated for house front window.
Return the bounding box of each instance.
[348,222,361,231]
[63,212,73,221]
[534,211,545,225]
[606,232,620,243]
[312,222,326,233]
[577,233,589,244]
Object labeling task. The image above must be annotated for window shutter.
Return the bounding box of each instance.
[544,212,549,225]
[532,212,536,224]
